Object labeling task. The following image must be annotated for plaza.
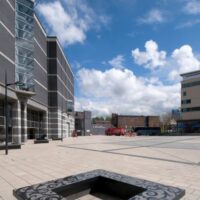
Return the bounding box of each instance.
[0,136,200,199]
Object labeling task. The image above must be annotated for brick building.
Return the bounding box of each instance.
[111,113,160,129]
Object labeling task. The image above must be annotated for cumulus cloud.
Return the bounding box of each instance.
[132,40,167,70]
[108,55,125,69]
[132,40,200,81]
[138,9,167,24]
[76,68,180,116]
[37,0,110,46]
[75,41,200,116]
[184,0,200,15]
[169,45,200,80]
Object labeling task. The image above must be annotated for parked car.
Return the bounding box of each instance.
[105,128,125,136]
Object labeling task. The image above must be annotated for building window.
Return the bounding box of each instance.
[181,99,191,104]
[183,91,187,96]
[181,107,200,112]
[15,0,34,91]
[182,81,200,88]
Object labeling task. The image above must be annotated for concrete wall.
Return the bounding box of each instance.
[32,15,48,106]
[0,0,15,84]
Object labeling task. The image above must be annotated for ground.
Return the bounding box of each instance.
[0,136,200,200]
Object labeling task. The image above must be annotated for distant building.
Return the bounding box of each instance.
[178,70,200,132]
[111,113,160,129]
[92,119,112,135]
[75,111,92,136]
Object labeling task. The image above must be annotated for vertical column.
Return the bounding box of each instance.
[21,101,28,143]
[12,100,21,144]
[43,110,48,138]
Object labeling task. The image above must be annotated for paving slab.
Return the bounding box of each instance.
[0,136,200,199]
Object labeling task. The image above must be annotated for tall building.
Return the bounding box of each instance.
[75,111,92,136]
[179,70,200,132]
[0,0,74,143]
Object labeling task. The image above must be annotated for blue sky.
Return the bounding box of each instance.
[36,0,200,116]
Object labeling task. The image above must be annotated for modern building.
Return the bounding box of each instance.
[179,70,200,132]
[111,113,160,129]
[0,0,74,143]
[75,111,92,136]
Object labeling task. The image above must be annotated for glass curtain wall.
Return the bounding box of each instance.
[15,0,34,91]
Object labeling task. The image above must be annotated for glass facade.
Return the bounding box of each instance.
[15,0,34,91]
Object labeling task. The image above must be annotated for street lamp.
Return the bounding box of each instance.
[4,70,24,155]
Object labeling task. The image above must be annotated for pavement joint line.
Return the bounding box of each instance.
[149,147,199,164]
[59,145,198,166]
[104,136,200,152]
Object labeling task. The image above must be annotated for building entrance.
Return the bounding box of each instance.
[27,128,36,139]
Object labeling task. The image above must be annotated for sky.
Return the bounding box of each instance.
[36,0,200,117]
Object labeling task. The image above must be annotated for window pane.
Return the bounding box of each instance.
[17,0,34,9]
[16,55,34,66]
[16,3,33,16]
[16,38,34,50]
[16,46,33,59]
[16,20,33,33]
[16,28,33,41]
[16,11,33,24]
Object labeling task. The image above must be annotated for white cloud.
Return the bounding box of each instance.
[132,40,167,70]
[184,0,200,15]
[108,55,125,69]
[138,9,167,24]
[37,0,110,46]
[132,41,200,81]
[169,45,200,80]
[75,41,200,116]
[76,68,180,116]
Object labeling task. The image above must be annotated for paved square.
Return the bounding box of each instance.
[0,136,200,200]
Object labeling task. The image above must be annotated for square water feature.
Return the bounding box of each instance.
[13,169,185,200]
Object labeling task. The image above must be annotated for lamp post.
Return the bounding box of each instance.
[4,71,24,155]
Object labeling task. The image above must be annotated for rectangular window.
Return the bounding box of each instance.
[16,11,33,24]
[183,91,187,96]
[16,28,34,41]
[181,99,191,104]
[16,3,33,16]
[17,0,34,8]
[16,54,34,67]
[182,81,200,88]
[16,20,33,33]
[16,46,33,59]
[181,107,200,112]
[16,38,34,51]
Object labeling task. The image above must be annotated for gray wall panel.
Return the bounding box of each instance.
[34,16,47,55]
[34,42,47,70]
[32,82,48,106]
[8,0,15,8]
[0,55,15,84]
[0,24,15,61]
[0,0,15,34]
[34,62,47,88]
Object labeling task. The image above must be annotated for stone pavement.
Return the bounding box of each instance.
[0,136,200,200]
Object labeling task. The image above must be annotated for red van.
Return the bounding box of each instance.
[105,128,125,136]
